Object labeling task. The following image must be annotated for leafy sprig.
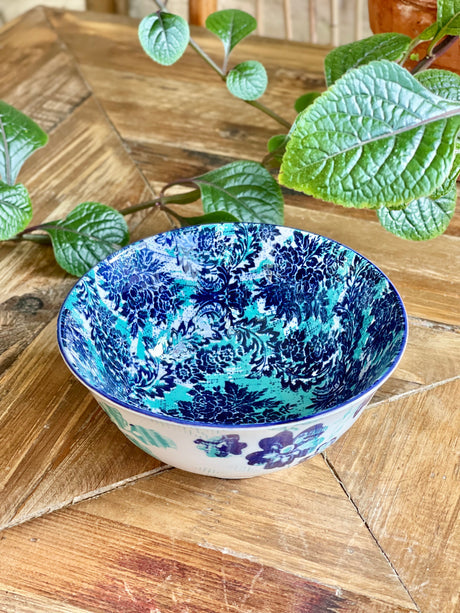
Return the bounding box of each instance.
[2,0,460,275]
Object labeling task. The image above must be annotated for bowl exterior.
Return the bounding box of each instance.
[93,389,374,479]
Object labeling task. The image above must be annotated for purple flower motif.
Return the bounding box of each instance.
[246,423,327,469]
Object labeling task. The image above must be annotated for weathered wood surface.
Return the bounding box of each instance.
[326,379,460,613]
[0,7,458,612]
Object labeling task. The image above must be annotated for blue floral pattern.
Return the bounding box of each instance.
[194,434,247,457]
[246,424,327,469]
[58,223,407,426]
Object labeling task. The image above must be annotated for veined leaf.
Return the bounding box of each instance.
[416,69,460,196]
[0,101,47,185]
[415,22,439,42]
[0,182,32,240]
[324,33,411,86]
[431,153,460,197]
[193,160,284,224]
[279,60,460,209]
[205,10,256,55]
[377,187,456,240]
[438,0,460,30]
[138,12,189,66]
[226,61,267,100]
[416,68,460,101]
[294,92,321,113]
[43,202,129,276]
[427,2,460,50]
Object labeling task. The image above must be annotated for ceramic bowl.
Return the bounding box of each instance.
[57,223,407,478]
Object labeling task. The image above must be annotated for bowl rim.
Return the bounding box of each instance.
[57,222,409,429]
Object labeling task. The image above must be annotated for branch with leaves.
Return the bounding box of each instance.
[1,0,460,276]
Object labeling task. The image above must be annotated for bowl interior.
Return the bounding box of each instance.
[58,224,407,426]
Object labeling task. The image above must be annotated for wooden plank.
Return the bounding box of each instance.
[325,379,460,613]
[0,589,88,613]
[0,318,163,530]
[86,0,130,13]
[0,96,157,375]
[72,458,417,609]
[0,7,91,133]
[48,10,330,74]
[0,483,416,612]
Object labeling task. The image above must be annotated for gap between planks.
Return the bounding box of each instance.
[322,454,422,613]
[369,374,460,410]
[0,464,174,533]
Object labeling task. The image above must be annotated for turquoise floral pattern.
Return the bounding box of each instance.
[100,402,177,453]
[58,223,407,426]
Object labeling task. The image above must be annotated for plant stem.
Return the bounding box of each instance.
[246,100,291,129]
[411,35,459,75]
[152,0,291,129]
[120,189,201,216]
[188,37,226,78]
[11,232,51,244]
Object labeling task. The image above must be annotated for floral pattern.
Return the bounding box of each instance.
[58,223,407,427]
[100,402,177,453]
[246,424,327,469]
[194,434,247,458]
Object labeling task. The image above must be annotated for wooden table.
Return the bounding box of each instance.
[0,7,458,612]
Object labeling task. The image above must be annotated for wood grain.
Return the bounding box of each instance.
[0,8,90,134]
[326,379,460,613]
[72,457,417,609]
[0,506,416,613]
[0,318,163,531]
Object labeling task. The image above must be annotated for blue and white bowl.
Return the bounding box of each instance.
[57,223,407,478]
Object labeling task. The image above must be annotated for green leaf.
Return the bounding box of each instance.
[324,33,411,86]
[279,60,460,209]
[266,134,289,165]
[377,187,456,240]
[171,210,240,227]
[437,0,460,29]
[43,202,129,276]
[0,182,32,240]
[427,2,460,50]
[294,92,321,113]
[415,68,460,101]
[430,150,460,199]
[138,12,190,66]
[415,70,460,197]
[0,101,47,185]
[267,134,289,153]
[205,9,256,55]
[193,160,284,224]
[415,21,439,42]
[226,61,267,100]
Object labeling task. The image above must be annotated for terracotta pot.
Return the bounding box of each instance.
[368,0,459,73]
